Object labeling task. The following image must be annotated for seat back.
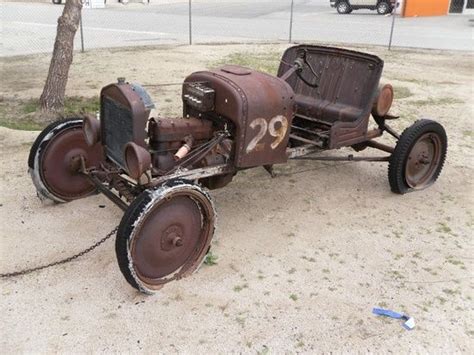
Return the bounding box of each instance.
[277,45,384,124]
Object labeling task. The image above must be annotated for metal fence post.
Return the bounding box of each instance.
[189,0,192,45]
[80,11,85,53]
[388,2,398,50]
[289,0,294,43]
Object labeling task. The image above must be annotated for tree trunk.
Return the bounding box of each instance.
[40,0,83,113]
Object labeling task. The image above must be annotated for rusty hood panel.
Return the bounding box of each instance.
[184,65,295,168]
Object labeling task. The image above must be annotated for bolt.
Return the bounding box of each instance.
[173,237,183,247]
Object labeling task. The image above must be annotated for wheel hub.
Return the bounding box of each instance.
[131,195,205,281]
[41,126,103,200]
[405,133,441,189]
[161,225,184,251]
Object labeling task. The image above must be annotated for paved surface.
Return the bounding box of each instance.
[1,0,473,56]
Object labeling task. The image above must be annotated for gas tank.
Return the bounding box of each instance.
[184,65,295,168]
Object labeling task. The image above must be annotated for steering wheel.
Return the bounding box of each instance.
[294,50,319,88]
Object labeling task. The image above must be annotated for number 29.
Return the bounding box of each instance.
[246,115,289,153]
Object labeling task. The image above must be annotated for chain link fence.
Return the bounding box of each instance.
[1,0,472,57]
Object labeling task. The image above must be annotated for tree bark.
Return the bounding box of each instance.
[40,0,83,113]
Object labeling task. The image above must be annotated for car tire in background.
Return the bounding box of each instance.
[52,0,62,4]
[376,1,391,14]
[336,1,352,14]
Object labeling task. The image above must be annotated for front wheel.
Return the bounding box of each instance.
[115,181,216,294]
[28,118,104,202]
[388,119,447,194]
[336,1,351,14]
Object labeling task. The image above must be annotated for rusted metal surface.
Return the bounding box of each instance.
[278,45,384,149]
[366,140,395,154]
[372,83,394,117]
[405,133,442,189]
[100,80,151,169]
[184,65,295,168]
[149,117,213,174]
[82,114,101,147]
[124,142,151,180]
[123,182,215,292]
[40,122,104,201]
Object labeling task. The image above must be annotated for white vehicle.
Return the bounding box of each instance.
[330,0,395,14]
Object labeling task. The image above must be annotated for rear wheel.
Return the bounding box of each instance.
[28,118,104,202]
[388,119,447,194]
[115,181,216,294]
[377,1,391,14]
[336,1,351,14]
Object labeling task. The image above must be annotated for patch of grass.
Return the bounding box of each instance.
[462,130,473,138]
[446,255,464,266]
[400,78,430,85]
[393,86,413,99]
[289,294,298,301]
[410,97,464,107]
[442,288,460,296]
[204,251,218,266]
[235,316,246,327]
[0,96,100,131]
[394,254,404,260]
[436,222,452,234]
[233,283,248,292]
[388,270,405,280]
[210,51,281,75]
[22,100,38,114]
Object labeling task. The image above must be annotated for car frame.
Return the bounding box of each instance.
[29,45,447,294]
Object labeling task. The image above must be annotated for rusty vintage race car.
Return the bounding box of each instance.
[29,45,447,293]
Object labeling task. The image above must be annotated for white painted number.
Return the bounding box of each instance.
[246,115,288,153]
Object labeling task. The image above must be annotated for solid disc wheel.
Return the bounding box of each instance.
[115,181,216,294]
[388,119,447,194]
[28,118,104,202]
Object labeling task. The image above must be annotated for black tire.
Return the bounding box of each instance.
[52,0,62,4]
[29,118,82,202]
[376,1,391,14]
[29,117,103,202]
[336,1,351,14]
[115,180,216,294]
[28,118,79,170]
[388,119,447,194]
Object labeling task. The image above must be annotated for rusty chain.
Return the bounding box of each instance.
[0,226,118,279]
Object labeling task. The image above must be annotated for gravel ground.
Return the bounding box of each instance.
[0,44,473,353]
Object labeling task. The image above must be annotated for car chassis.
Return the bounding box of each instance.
[29,45,447,293]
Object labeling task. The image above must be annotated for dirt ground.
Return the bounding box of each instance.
[0,44,473,353]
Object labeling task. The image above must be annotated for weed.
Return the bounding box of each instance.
[204,251,218,266]
[233,283,248,292]
[235,316,246,327]
[289,294,298,301]
[436,222,452,234]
